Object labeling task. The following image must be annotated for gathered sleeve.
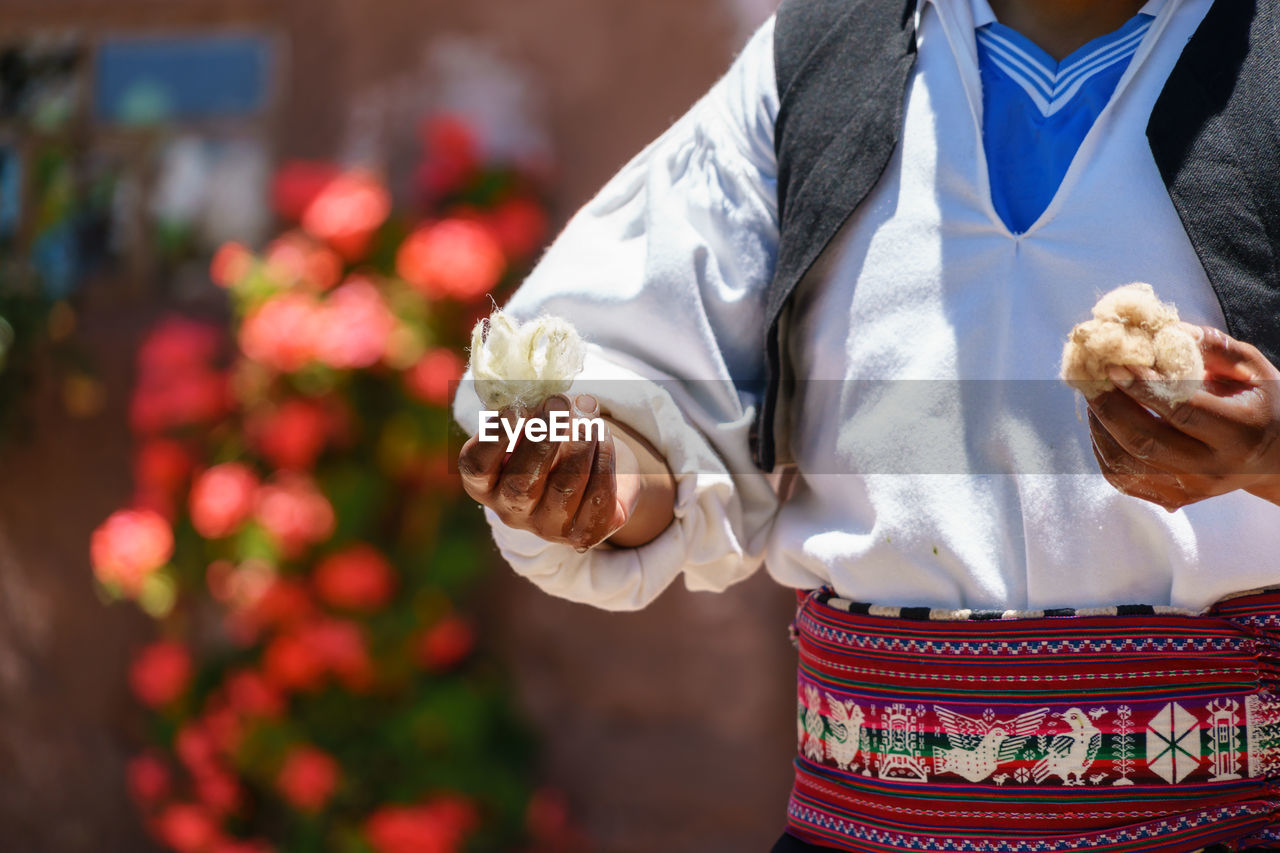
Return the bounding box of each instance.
[452,17,782,611]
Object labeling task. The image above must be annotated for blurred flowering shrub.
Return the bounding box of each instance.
[92,116,583,853]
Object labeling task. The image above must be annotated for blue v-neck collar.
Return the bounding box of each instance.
[975,8,1156,117]
[983,12,1153,79]
[970,1,1166,233]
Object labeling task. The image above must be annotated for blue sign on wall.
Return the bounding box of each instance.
[94,35,271,124]
[0,148,21,240]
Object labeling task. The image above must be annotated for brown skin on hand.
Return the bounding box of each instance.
[457,393,677,551]
[987,0,1149,60]
[1086,325,1280,511]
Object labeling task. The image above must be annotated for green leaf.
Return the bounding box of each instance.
[320,464,390,543]
[424,537,485,593]
[138,571,178,618]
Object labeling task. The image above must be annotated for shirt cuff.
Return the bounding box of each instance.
[458,345,772,611]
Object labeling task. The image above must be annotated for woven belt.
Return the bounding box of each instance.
[785,588,1280,852]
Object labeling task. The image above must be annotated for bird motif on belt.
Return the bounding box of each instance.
[934,705,1050,783]
[1033,707,1103,785]
[825,692,864,771]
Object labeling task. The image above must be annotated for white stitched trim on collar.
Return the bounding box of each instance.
[922,0,1170,31]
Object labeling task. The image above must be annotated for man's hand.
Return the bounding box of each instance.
[458,393,677,550]
[1087,324,1280,510]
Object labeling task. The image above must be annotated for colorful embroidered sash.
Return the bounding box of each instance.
[786,589,1280,852]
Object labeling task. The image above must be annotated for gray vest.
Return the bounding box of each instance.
[753,0,1280,471]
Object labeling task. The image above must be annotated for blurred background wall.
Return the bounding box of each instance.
[0,1,795,851]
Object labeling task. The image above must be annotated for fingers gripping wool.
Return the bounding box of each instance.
[468,311,586,410]
[1060,282,1204,403]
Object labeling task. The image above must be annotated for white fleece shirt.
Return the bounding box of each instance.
[454,0,1280,613]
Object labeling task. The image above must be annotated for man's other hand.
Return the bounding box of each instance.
[1087,325,1280,510]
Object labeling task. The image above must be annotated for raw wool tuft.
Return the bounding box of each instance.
[1060,282,1204,403]
[468,310,586,410]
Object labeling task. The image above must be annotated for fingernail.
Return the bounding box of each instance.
[545,394,571,412]
[1107,365,1134,388]
[575,394,599,415]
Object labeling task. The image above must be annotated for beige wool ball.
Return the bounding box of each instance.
[1060,282,1204,404]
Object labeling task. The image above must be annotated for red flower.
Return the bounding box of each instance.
[248,399,331,470]
[396,219,505,301]
[313,277,397,369]
[194,766,242,818]
[176,723,218,774]
[202,701,246,757]
[210,242,254,288]
[425,794,479,836]
[404,348,463,407]
[130,370,230,435]
[130,641,193,708]
[253,474,335,557]
[239,293,321,373]
[154,803,220,853]
[303,618,374,690]
[134,439,193,497]
[417,615,475,671]
[242,577,315,631]
[133,439,194,518]
[488,197,549,260]
[264,232,343,292]
[313,544,396,611]
[138,316,223,384]
[272,161,342,223]
[127,753,171,807]
[190,463,259,539]
[263,631,326,693]
[92,509,174,594]
[130,317,228,436]
[416,115,479,201]
[275,745,340,813]
[420,116,478,163]
[365,796,478,853]
[225,573,313,644]
[301,169,391,260]
[130,318,229,434]
[224,668,285,719]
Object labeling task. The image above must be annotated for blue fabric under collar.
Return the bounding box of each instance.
[977,12,1155,233]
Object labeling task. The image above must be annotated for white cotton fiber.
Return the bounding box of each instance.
[468,310,587,410]
[1060,282,1204,404]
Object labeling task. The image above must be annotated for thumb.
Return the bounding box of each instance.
[1189,324,1261,383]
